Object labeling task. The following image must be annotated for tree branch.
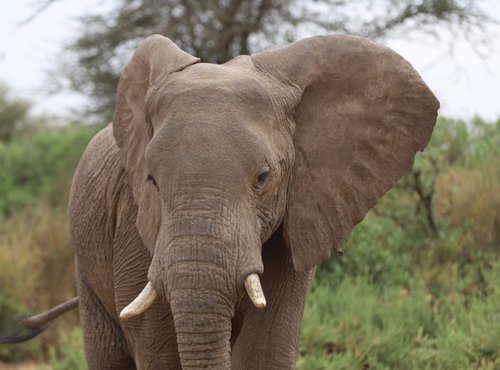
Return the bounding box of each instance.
[411,165,439,235]
[17,0,60,26]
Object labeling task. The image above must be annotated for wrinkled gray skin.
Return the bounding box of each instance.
[69,35,438,369]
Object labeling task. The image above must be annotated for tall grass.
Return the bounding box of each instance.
[0,205,78,362]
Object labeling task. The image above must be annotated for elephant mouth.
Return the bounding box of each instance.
[119,272,266,320]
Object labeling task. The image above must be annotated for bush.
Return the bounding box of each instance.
[0,124,98,216]
[299,260,500,369]
[0,289,42,362]
[315,215,414,289]
[44,327,87,370]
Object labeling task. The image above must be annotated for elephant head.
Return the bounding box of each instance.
[113,35,438,368]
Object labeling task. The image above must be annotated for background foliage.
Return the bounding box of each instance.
[0,125,98,216]
[48,0,491,120]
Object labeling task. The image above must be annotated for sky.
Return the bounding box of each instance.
[1,0,499,121]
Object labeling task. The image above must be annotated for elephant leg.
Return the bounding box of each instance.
[231,233,314,369]
[115,259,182,370]
[119,298,181,370]
[77,276,136,370]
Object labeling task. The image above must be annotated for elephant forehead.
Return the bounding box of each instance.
[144,64,287,181]
[150,63,277,125]
[147,110,275,178]
[168,62,267,95]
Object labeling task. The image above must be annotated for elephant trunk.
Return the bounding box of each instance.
[167,261,234,369]
[140,195,265,368]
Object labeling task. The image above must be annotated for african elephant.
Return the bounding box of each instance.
[68,34,438,369]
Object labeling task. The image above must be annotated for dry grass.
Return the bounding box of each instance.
[0,204,79,355]
[0,362,38,370]
[436,163,500,249]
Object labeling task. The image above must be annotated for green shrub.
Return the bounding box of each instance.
[0,124,98,216]
[299,260,500,369]
[315,215,414,289]
[0,289,42,362]
[45,327,87,370]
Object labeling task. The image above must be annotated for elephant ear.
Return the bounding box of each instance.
[252,35,439,272]
[113,35,199,253]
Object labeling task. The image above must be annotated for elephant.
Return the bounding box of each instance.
[3,34,439,369]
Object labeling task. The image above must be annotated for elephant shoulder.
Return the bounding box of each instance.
[76,123,120,175]
[69,124,133,300]
[70,124,122,195]
[69,124,127,239]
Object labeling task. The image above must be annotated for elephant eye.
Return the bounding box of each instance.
[254,168,270,190]
[146,174,159,191]
[258,171,269,183]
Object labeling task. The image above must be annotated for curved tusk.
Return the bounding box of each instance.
[244,273,266,309]
[120,282,157,320]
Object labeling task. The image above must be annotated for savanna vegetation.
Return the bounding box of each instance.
[0,101,98,366]
[0,83,498,368]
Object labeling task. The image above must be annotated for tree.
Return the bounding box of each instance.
[0,83,31,142]
[47,0,491,121]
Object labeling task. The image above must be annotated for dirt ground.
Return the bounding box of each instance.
[0,363,38,370]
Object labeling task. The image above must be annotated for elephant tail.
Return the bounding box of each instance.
[0,297,79,344]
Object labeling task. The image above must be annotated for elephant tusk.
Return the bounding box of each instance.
[244,273,266,309]
[120,282,157,320]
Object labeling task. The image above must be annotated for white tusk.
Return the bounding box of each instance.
[120,282,157,320]
[244,273,266,309]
